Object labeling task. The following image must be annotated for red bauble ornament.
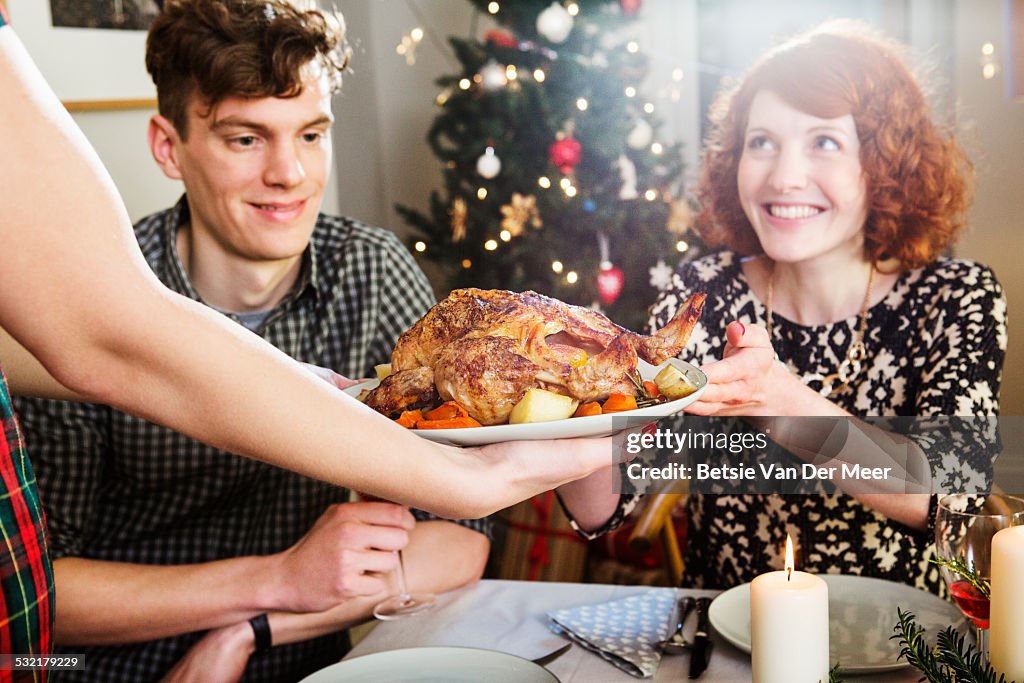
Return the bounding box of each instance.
[484,29,518,49]
[596,262,625,305]
[549,136,582,174]
[620,0,642,16]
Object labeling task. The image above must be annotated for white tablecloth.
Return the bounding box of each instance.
[344,579,922,682]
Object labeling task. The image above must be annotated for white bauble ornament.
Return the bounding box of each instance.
[479,61,508,91]
[627,119,653,149]
[537,3,574,44]
[618,155,638,200]
[476,147,502,179]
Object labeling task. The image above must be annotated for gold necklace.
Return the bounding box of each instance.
[765,265,874,398]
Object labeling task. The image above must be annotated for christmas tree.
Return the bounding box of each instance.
[398,0,695,331]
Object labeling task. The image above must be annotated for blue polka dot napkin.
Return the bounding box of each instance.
[547,588,677,678]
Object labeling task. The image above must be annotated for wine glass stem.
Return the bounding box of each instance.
[976,626,989,661]
[394,550,411,601]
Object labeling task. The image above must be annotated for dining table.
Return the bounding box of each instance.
[342,579,924,682]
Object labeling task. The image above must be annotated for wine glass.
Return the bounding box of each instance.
[934,494,1024,658]
[355,492,436,620]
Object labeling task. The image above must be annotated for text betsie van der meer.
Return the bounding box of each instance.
[623,428,893,482]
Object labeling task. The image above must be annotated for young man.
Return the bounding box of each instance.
[13,1,489,680]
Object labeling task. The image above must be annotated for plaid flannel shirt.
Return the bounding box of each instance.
[0,367,53,683]
[15,197,489,682]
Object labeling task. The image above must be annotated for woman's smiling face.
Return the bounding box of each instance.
[737,89,869,266]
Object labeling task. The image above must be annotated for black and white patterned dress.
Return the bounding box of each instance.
[574,251,1006,593]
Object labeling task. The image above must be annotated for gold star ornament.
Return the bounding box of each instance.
[450,197,467,242]
[500,193,542,237]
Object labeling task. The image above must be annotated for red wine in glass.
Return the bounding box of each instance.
[949,580,990,629]
[936,494,1024,659]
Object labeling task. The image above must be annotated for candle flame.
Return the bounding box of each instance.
[784,533,794,581]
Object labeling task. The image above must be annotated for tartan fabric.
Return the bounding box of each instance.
[0,368,53,683]
[15,197,490,682]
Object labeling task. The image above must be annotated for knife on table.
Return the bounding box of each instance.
[688,597,713,679]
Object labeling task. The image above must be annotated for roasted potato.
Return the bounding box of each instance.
[654,364,700,400]
[509,388,579,424]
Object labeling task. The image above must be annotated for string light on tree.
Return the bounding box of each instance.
[552,261,564,274]
[395,26,424,65]
[414,241,427,253]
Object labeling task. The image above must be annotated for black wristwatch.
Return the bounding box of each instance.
[248,613,272,653]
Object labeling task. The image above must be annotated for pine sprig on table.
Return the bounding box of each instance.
[935,627,1007,683]
[891,608,1013,683]
[931,556,991,599]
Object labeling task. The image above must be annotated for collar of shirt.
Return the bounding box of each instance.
[160,195,322,317]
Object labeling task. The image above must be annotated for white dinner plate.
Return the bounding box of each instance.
[345,357,707,446]
[299,646,560,683]
[708,574,965,674]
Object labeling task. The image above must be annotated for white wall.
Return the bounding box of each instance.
[953,0,1024,414]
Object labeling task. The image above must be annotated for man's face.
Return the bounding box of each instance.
[170,75,333,264]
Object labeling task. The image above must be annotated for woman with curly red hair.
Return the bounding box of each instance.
[561,20,1005,593]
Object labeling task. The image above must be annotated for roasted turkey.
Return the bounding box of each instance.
[364,288,706,425]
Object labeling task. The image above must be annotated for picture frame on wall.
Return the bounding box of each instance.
[7,0,158,111]
[49,0,160,31]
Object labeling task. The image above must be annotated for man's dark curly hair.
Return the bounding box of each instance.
[146,0,350,137]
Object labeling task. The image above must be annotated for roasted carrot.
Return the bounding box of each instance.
[415,416,483,429]
[573,402,603,418]
[395,409,423,429]
[643,381,661,398]
[423,401,468,421]
[602,393,638,413]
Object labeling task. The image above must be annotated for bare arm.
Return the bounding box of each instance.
[0,28,612,519]
[53,503,414,645]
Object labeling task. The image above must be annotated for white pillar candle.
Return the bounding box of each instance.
[990,525,1024,679]
[750,535,830,683]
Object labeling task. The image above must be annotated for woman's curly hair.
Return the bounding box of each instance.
[146,0,351,137]
[695,20,973,269]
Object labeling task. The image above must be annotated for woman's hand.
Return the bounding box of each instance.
[688,321,797,416]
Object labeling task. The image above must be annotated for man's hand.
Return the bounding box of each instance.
[299,362,363,390]
[159,621,253,683]
[271,502,415,613]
